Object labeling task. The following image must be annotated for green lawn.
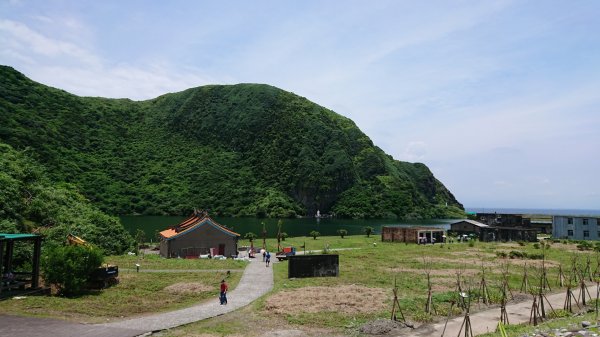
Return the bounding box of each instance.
[4,235,597,335]
[243,235,598,330]
[106,253,247,270]
[0,254,246,323]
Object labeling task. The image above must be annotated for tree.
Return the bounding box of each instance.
[244,232,257,256]
[309,230,320,240]
[281,232,288,241]
[244,232,257,242]
[337,229,348,239]
[42,245,103,296]
[134,229,146,249]
[363,226,374,238]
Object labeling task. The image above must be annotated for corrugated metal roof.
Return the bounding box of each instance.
[452,219,489,227]
[0,233,40,240]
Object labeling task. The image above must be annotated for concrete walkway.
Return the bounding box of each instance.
[412,285,595,336]
[0,314,145,337]
[100,258,273,333]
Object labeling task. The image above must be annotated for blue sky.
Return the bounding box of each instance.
[1,1,599,210]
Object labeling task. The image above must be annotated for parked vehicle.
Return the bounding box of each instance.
[67,234,119,288]
[275,247,296,261]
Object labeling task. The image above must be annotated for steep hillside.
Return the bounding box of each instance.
[0,142,133,254]
[0,66,463,218]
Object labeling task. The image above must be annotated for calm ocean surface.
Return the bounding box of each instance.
[465,207,600,216]
[120,207,600,239]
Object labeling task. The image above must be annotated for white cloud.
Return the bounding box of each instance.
[0,19,100,65]
[0,19,212,99]
[402,141,427,162]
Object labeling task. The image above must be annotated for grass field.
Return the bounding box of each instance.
[3,235,598,335]
[0,254,246,323]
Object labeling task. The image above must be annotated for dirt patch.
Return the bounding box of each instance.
[163,282,213,294]
[448,251,496,258]
[359,319,414,335]
[386,267,479,277]
[265,285,388,315]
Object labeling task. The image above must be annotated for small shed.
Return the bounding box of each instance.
[1,233,42,296]
[159,211,240,258]
[450,220,489,236]
[381,226,445,244]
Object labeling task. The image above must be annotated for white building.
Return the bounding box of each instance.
[552,216,600,240]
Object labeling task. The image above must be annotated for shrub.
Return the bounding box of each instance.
[517,241,526,246]
[363,226,374,238]
[42,245,103,296]
[509,251,525,259]
[309,230,320,240]
[577,241,593,251]
[411,311,433,323]
[527,253,544,260]
[337,229,348,239]
[533,243,540,249]
[468,240,475,247]
[496,251,508,258]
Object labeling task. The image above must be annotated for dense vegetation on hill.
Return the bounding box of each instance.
[0,143,133,254]
[0,65,464,219]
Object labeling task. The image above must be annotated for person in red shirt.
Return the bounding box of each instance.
[220,279,228,305]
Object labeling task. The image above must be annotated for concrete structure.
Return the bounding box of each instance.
[479,226,538,242]
[288,255,339,278]
[476,213,529,227]
[381,226,444,244]
[553,216,600,240]
[476,212,552,234]
[159,211,240,258]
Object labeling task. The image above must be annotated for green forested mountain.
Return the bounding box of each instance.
[0,143,133,254]
[0,65,464,219]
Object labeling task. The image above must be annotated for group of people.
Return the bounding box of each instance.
[262,250,271,267]
[219,248,272,305]
[219,247,276,305]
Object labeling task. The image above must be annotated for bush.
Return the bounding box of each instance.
[42,245,103,296]
[533,243,540,249]
[517,241,526,246]
[309,230,320,240]
[496,251,508,258]
[509,251,525,259]
[577,241,593,251]
[411,311,434,323]
[363,226,374,238]
[337,229,348,238]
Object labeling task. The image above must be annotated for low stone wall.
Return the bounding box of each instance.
[288,255,339,278]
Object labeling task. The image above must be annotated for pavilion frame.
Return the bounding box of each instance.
[0,234,42,296]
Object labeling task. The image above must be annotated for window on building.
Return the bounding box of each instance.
[584,230,590,237]
[568,218,573,224]
[568,230,574,236]
[583,218,589,225]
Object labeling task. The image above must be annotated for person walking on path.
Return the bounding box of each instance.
[219,279,228,305]
[265,251,271,267]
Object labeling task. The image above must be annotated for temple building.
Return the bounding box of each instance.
[159,211,240,258]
